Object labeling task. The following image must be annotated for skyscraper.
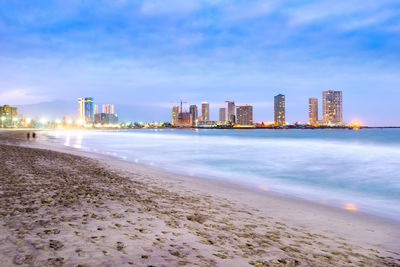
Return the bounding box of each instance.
[225,101,235,122]
[236,105,253,125]
[189,105,198,126]
[219,108,226,122]
[0,105,18,127]
[322,90,343,124]
[274,94,285,126]
[102,104,115,114]
[78,97,94,124]
[172,105,180,125]
[201,102,210,121]
[93,104,99,115]
[308,98,318,125]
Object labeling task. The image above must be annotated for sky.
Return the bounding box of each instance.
[0,0,399,125]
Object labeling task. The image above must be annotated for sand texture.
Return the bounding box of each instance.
[0,130,399,266]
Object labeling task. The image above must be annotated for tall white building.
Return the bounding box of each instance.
[93,104,99,115]
[102,104,115,114]
[322,90,343,124]
[78,97,94,124]
[225,101,235,122]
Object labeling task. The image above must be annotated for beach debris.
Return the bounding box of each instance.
[116,241,125,251]
[213,252,229,259]
[49,239,64,250]
[75,249,87,257]
[13,254,34,265]
[47,257,65,267]
[186,213,207,224]
[169,249,186,258]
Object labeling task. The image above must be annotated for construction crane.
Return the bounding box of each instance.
[180,100,187,112]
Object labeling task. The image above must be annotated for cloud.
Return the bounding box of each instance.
[140,0,202,15]
[339,11,396,31]
[285,0,396,27]
[221,1,278,21]
[0,89,52,105]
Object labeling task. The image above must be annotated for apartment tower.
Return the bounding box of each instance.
[219,108,226,122]
[78,97,94,124]
[201,102,210,121]
[322,90,343,124]
[308,98,318,125]
[225,101,235,122]
[236,105,253,125]
[274,94,285,126]
[189,105,198,126]
[102,104,115,114]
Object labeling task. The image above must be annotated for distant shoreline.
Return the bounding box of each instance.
[2,126,400,131]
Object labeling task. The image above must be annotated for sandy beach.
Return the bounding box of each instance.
[0,130,399,266]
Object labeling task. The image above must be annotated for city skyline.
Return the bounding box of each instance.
[0,90,350,126]
[0,1,399,126]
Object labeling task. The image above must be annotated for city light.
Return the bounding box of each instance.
[55,119,61,124]
[40,118,48,124]
[26,118,32,124]
[344,203,358,212]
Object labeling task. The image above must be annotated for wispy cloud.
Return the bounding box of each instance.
[0,89,52,105]
[140,0,202,15]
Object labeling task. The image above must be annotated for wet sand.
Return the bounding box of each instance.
[0,129,399,266]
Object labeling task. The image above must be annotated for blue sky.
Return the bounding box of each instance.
[0,0,399,125]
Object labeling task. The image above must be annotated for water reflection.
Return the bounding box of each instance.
[258,184,269,191]
[72,135,82,149]
[344,203,358,212]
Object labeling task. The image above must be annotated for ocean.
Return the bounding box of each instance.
[45,128,400,221]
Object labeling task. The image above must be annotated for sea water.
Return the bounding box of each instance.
[45,128,400,221]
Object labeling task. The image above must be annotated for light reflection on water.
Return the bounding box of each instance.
[45,129,400,221]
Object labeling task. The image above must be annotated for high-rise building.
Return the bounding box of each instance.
[274,94,285,126]
[94,113,119,124]
[189,105,198,126]
[322,90,343,124]
[102,104,115,114]
[308,98,318,125]
[201,102,210,121]
[78,97,94,124]
[176,112,192,126]
[172,105,181,125]
[225,101,235,122]
[93,104,99,115]
[219,108,226,122]
[236,105,253,125]
[0,105,18,127]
